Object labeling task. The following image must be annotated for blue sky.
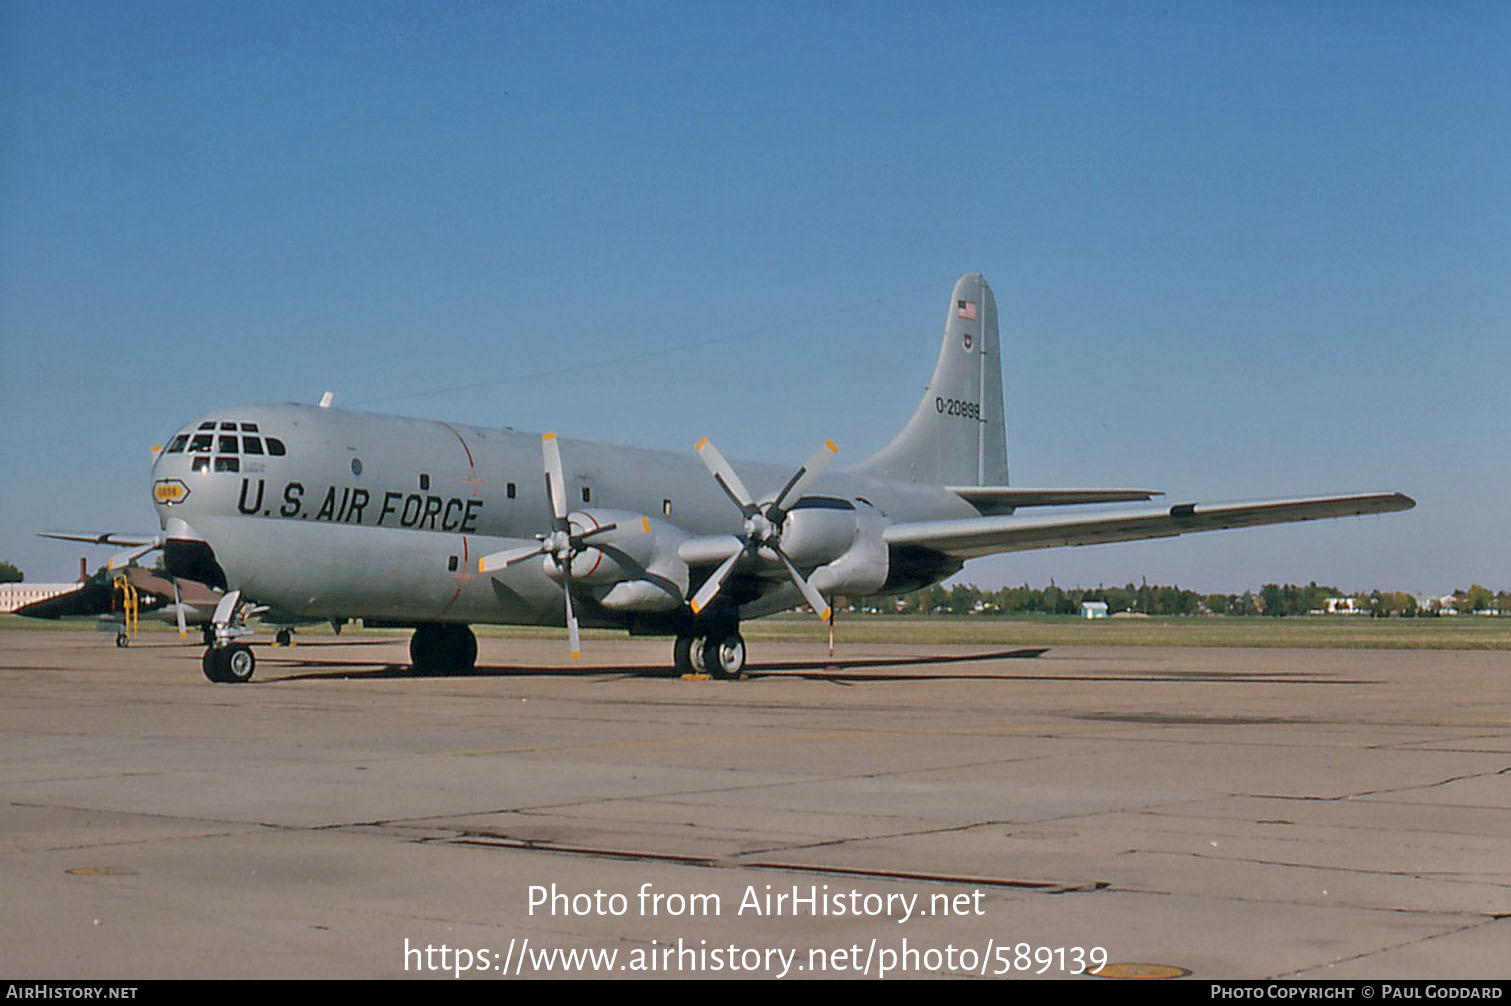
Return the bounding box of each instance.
[2,2,1507,594]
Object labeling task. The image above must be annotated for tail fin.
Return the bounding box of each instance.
[851,273,1008,486]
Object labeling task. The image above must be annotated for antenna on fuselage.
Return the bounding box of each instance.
[318,391,334,408]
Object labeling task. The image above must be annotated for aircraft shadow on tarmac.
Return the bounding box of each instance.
[249,647,1369,686]
[257,647,1050,682]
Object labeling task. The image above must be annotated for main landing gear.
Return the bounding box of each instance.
[410,623,478,673]
[674,629,746,679]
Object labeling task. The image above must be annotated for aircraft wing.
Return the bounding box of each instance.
[884,492,1415,560]
[39,530,163,547]
[14,582,116,619]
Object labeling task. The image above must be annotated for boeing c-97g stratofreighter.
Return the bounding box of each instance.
[49,274,1414,683]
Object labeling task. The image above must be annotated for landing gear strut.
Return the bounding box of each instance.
[410,623,478,673]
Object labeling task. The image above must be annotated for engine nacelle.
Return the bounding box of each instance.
[809,500,890,597]
[543,509,689,612]
[777,497,865,568]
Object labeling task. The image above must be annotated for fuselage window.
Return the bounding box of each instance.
[663,498,672,515]
[218,435,238,453]
[419,473,430,490]
[166,434,190,454]
[506,482,516,499]
[214,457,240,473]
[447,556,458,572]
[191,456,211,473]
[581,486,591,503]
[265,438,287,456]
[189,433,214,452]
[242,437,264,455]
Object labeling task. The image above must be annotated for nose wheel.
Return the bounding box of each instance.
[202,643,255,683]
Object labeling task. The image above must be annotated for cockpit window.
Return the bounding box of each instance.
[219,422,237,430]
[266,437,287,456]
[214,457,240,473]
[189,433,214,452]
[198,422,215,430]
[240,423,259,432]
[166,434,190,454]
[191,456,210,473]
[242,437,264,455]
[218,435,238,453]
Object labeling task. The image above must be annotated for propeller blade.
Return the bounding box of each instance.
[695,438,758,517]
[173,577,186,639]
[562,566,581,659]
[769,440,839,515]
[772,546,832,622]
[478,543,548,574]
[542,433,568,527]
[689,548,743,615]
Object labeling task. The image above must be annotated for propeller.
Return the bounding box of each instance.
[689,438,837,621]
[476,433,617,659]
[173,576,187,639]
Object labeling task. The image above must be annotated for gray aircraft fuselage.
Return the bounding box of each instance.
[150,402,977,631]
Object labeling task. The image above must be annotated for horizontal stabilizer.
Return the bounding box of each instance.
[885,492,1415,559]
[949,486,1161,514]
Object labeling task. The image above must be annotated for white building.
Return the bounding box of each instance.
[0,583,80,614]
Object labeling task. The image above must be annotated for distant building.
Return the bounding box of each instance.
[0,583,79,614]
[1081,600,1109,619]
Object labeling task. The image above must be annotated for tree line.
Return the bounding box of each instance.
[854,581,1510,618]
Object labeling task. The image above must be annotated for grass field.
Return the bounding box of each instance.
[8,611,1511,650]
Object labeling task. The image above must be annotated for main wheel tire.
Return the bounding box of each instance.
[687,636,707,674]
[673,636,696,674]
[410,624,478,673]
[202,648,226,683]
[222,643,256,683]
[703,633,746,679]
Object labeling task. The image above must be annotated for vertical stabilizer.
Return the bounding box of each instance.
[852,273,1008,486]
